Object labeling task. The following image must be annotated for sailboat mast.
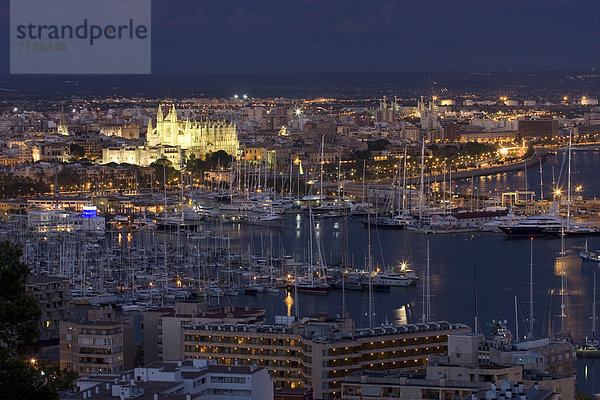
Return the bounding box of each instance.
[180,149,184,222]
[524,157,528,192]
[567,131,572,230]
[294,265,299,319]
[289,156,293,197]
[402,147,407,214]
[163,163,167,214]
[539,157,544,203]
[396,155,402,216]
[427,241,431,323]
[320,134,324,202]
[449,165,452,210]
[368,212,373,329]
[552,166,556,203]
[560,225,567,334]
[419,137,425,221]
[338,150,342,203]
[529,237,534,338]
[342,270,346,319]
[593,272,597,340]
[362,159,366,203]
[514,296,519,342]
[422,241,431,324]
[474,264,478,335]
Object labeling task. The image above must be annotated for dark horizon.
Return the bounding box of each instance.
[2,70,600,99]
[2,0,600,75]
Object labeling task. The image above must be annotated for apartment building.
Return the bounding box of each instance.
[143,303,266,365]
[62,359,273,400]
[60,306,134,375]
[26,275,72,360]
[178,316,469,399]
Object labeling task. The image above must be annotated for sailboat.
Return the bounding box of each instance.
[580,240,600,262]
[295,199,330,294]
[576,273,600,356]
[501,133,599,238]
[363,147,415,229]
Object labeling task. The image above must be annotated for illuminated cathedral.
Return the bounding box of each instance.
[147,104,239,157]
[102,104,239,168]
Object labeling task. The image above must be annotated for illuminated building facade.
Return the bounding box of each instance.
[147,104,239,158]
[27,207,105,232]
[101,105,239,168]
[57,106,69,135]
[179,317,469,399]
[60,307,134,375]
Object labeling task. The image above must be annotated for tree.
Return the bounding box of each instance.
[205,150,231,169]
[58,168,80,190]
[522,142,535,159]
[0,241,62,400]
[69,144,85,159]
[0,242,40,355]
[150,157,178,188]
[368,139,390,152]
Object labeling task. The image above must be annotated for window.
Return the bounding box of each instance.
[210,376,246,384]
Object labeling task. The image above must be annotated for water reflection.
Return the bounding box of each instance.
[395,305,408,325]
[576,359,599,394]
[285,293,293,317]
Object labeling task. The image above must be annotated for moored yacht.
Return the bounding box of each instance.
[500,212,600,237]
[292,276,330,294]
[362,213,416,230]
[481,212,524,233]
[581,241,600,262]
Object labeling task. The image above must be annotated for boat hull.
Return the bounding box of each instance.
[500,226,600,238]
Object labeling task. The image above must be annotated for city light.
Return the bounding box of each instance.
[2,5,596,399]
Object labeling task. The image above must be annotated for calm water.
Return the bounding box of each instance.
[217,150,600,393]
[453,149,600,199]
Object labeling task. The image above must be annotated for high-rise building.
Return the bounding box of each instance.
[177,316,469,399]
[60,306,134,375]
[26,276,72,360]
[341,332,575,400]
[517,118,558,139]
[142,303,266,365]
[443,123,461,142]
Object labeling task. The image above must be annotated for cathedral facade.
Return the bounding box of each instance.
[102,105,239,168]
[147,105,239,157]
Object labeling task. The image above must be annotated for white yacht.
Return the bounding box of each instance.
[371,272,415,287]
[482,212,525,233]
[500,213,600,237]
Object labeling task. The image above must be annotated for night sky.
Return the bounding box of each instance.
[1,0,600,74]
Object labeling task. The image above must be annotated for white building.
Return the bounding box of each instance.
[64,359,273,400]
[27,206,105,233]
